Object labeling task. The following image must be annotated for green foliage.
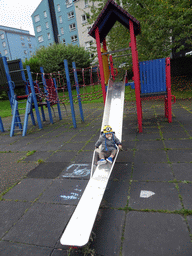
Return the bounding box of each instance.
[22,56,41,74]
[34,43,92,73]
[90,0,192,63]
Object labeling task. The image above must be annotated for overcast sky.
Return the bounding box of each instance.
[0,0,42,35]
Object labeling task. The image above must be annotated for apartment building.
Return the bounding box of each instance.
[0,26,37,61]
[31,0,79,48]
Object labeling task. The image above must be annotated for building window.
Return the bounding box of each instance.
[47,33,51,40]
[27,36,31,41]
[38,36,44,43]
[4,49,8,55]
[44,11,47,18]
[66,0,72,8]
[85,40,92,50]
[61,28,64,35]
[20,36,24,40]
[24,50,27,55]
[0,34,4,40]
[46,22,49,29]
[81,14,87,24]
[30,51,33,56]
[36,25,42,32]
[34,15,40,22]
[28,43,32,48]
[57,4,61,12]
[2,42,6,48]
[71,35,77,42]
[22,43,25,47]
[59,16,62,23]
[68,11,74,19]
[84,0,88,7]
[63,39,66,44]
[69,23,76,31]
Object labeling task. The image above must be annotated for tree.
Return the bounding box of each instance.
[23,43,92,73]
[89,0,192,63]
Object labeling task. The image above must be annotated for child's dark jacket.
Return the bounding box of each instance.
[95,133,121,152]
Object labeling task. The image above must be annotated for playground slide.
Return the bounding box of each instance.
[60,79,125,247]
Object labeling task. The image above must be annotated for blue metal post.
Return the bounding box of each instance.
[26,65,43,129]
[72,62,84,122]
[0,117,4,132]
[40,67,54,124]
[64,59,77,128]
[53,78,62,120]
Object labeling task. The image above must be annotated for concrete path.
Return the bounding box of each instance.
[0,100,192,256]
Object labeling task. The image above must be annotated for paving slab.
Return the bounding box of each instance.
[123,211,192,256]
[91,208,125,256]
[178,183,192,210]
[27,162,69,179]
[24,151,54,161]
[132,163,173,181]
[0,162,38,194]
[162,132,190,139]
[3,178,52,201]
[136,140,164,150]
[0,201,31,238]
[110,163,132,182]
[128,182,182,211]
[69,135,93,143]
[172,163,192,181]
[45,151,76,162]
[136,132,161,140]
[134,149,167,163]
[3,203,75,247]
[102,179,129,208]
[38,179,88,205]
[164,139,192,149]
[116,150,134,163]
[167,149,192,163]
[0,241,53,256]
[73,151,93,163]
[59,163,91,180]
[60,142,85,151]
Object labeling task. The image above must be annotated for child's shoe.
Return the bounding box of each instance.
[97,159,107,165]
[106,157,113,164]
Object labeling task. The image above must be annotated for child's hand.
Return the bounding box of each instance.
[118,145,122,150]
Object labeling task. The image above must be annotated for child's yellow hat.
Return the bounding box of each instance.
[103,125,113,133]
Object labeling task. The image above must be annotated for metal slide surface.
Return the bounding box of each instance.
[60,79,125,247]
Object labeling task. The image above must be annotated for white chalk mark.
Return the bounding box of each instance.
[62,164,90,178]
[140,190,155,198]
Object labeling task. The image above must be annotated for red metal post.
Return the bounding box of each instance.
[103,38,107,51]
[129,20,143,132]
[166,57,172,123]
[95,27,106,104]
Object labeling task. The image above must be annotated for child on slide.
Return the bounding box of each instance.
[95,125,122,165]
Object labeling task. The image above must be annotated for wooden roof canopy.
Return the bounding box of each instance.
[88,0,141,43]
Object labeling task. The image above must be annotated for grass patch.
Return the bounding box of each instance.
[26,150,36,156]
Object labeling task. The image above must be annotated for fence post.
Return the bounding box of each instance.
[64,59,77,128]
[166,57,172,123]
[40,67,54,124]
[26,65,43,129]
[72,62,84,123]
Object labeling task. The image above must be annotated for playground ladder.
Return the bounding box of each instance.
[10,94,35,137]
